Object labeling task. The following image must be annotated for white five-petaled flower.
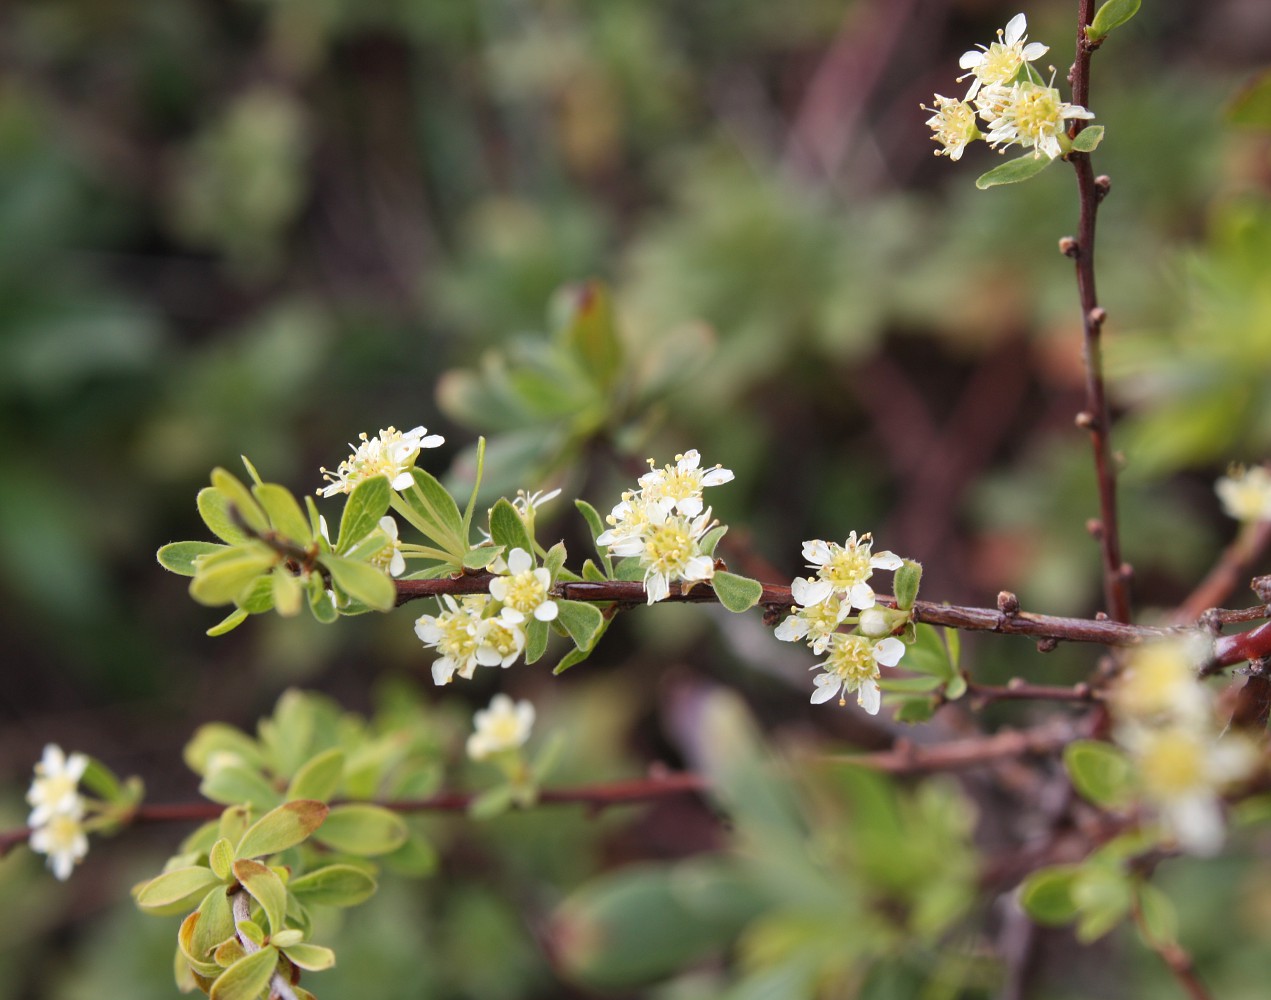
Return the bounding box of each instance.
[810,634,906,715]
[977,81,1094,160]
[27,744,89,828]
[637,450,735,518]
[319,425,444,498]
[370,516,406,578]
[30,809,90,881]
[606,505,717,604]
[802,533,902,610]
[1111,638,1212,728]
[924,95,980,160]
[467,694,535,761]
[476,609,528,668]
[1216,464,1271,524]
[489,547,558,623]
[957,13,1049,100]
[416,595,489,685]
[1119,723,1259,857]
[775,578,850,654]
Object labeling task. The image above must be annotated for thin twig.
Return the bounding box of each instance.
[1131,897,1214,1000]
[1068,0,1131,624]
[836,719,1081,774]
[1171,520,1271,625]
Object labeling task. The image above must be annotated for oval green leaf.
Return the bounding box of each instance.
[711,571,763,613]
[975,153,1053,189]
[135,866,223,911]
[232,859,288,935]
[235,800,330,859]
[285,748,345,804]
[1019,864,1081,925]
[208,945,278,1000]
[288,864,379,908]
[190,545,277,606]
[200,761,282,811]
[159,541,228,577]
[313,803,408,856]
[198,487,250,545]
[320,554,396,612]
[253,483,311,543]
[1070,125,1105,153]
[281,943,336,971]
[1063,740,1134,809]
[489,497,534,555]
[1088,0,1141,42]
[555,599,605,649]
[335,475,391,552]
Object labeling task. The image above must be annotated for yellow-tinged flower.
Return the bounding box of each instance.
[810,633,905,715]
[957,13,1049,100]
[489,547,558,623]
[27,744,88,827]
[978,81,1094,160]
[30,810,89,881]
[467,694,535,761]
[1216,464,1271,523]
[924,95,980,161]
[802,532,902,610]
[1111,638,1211,727]
[416,595,488,685]
[319,425,444,497]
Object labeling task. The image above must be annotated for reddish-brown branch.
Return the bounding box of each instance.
[1132,899,1215,1000]
[396,574,1190,647]
[1171,520,1271,625]
[839,720,1082,775]
[965,679,1100,705]
[1069,0,1131,624]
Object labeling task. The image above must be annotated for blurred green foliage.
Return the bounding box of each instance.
[3,0,1271,996]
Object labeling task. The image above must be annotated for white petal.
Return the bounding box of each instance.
[774,616,810,642]
[810,673,841,704]
[535,600,559,622]
[676,495,704,518]
[677,450,702,471]
[1165,796,1225,857]
[488,578,509,602]
[802,539,832,565]
[1022,41,1048,60]
[959,50,985,70]
[683,555,716,581]
[432,659,455,685]
[857,679,881,715]
[507,548,532,574]
[646,572,669,604]
[390,471,414,491]
[873,637,906,668]
[791,577,834,607]
[1004,13,1026,46]
[849,583,877,610]
[870,551,903,571]
[419,434,445,449]
[701,468,734,487]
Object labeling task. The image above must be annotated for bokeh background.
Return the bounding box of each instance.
[2,0,1271,996]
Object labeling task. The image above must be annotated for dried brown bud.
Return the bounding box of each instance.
[1037,637,1060,653]
[997,591,1021,615]
[1094,175,1112,201]
[1059,236,1080,257]
[1253,575,1271,604]
[1088,306,1108,328]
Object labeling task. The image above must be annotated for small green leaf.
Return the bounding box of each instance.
[320,554,396,612]
[179,888,236,977]
[1135,882,1179,948]
[461,436,487,541]
[210,468,270,536]
[555,599,605,649]
[893,697,937,723]
[200,761,283,811]
[282,943,336,971]
[944,672,968,700]
[231,859,287,935]
[553,616,612,674]
[198,487,250,545]
[270,929,304,949]
[544,540,567,580]
[525,618,550,664]
[1088,0,1141,42]
[335,476,391,552]
[462,545,503,569]
[313,804,408,856]
[711,571,763,613]
[271,566,303,617]
[402,467,464,552]
[78,757,124,803]
[190,545,277,606]
[308,581,337,624]
[185,724,264,775]
[1020,865,1082,925]
[208,945,278,1000]
[975,152,1054,189]
[893,560,922,610]
[699,524,728,558]
[286,748,345,803]
[209,838,235,881]
[581,559,607,582]
[489,498,534,556]
[1070,125,1105,153]
[877,675,944,693]
[902,624,955,679]
[208,608,250,636]
[1064,740,1135,809]
[288,864,378,908]
[613,557,646,581]
[135,866,223,911]
[253,483,311,543]
[159,541,228,577]
[576,499,613,575]
[235,800,330,859]
[1072,866,1134,942]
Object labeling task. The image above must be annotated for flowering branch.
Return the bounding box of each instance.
[1068,0,1131,624]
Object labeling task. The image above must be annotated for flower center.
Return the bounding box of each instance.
[826,634,878,683]
[504,572,547,613]
[977,44,1022,85]
[645,520,694,574]
[1139,735,1205,797]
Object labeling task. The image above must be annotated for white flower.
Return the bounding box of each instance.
[513,487,562,520]
[957,13,1049,100]
[809,634,905,714]
[1120,724,1259,856]
[416,595,488,685]
[466,694,535,761]
[476,609,528,667]
[596,491,657,548]
[1216,464,1271,523]
[30,808,89,881]
[370,516,406,578]
[27,744,89,828]
[775,580,850,653]
[802,532,902,609]
[1111,639,1211,728]
[637,450,734,518]
[608,505,716,604]
[923,95,980,160]
[489,547,558,623]
[977,81,1095,160]
[319,425,444,498]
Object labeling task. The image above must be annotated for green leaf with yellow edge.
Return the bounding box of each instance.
[313,803,408,856]
[1020,864,1081,925]
[208,945,278,1000]
[320,553,395,611]
[252,483,311,543]
[280,943,336,971]
[975,152,1053,189]
[214,938,246,968]
[209,838,235,881]
[210,468,270,536]
[1088,0,1141,42]
[200,760,282,810]
[1228,69,1271,129]
[135,866,223,912]
[335,475,391,552]
[190,544,277,606]
[179,889,235,977]
[207,608,250,636]
[1070,125,1105,153]
[1064,740,1135,809]
[198,487,250,545]
[288,864,378,908]
[232,859,288,935]
[489,497,533,556]
[159,541,227,577]
[285,748,345,803]
[235,800,330,859]
[711,571,763,613]
[271,566,303,617]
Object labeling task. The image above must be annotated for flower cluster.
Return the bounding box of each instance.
[1215,463,1271,524]
[924,13,1095,162]
[776,533,907,714]
[597,450,734,604]
[416,547,556,685]
[26,744,90,881]
[1110,639,1260,855]
[318,425,444,498]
